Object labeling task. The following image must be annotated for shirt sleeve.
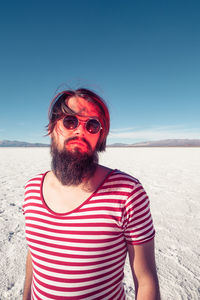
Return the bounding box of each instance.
[123,182,155,245]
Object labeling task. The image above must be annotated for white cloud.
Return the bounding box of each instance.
[108,125,200,141]
[111,127,135,133]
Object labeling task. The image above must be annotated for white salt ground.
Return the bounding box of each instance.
[0,147,199,300]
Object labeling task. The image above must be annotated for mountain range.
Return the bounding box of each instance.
[0,139,200,147]
[0,140,49,147]
[108,139,200,147]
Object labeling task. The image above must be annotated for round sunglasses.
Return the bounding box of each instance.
[63,115,102,134]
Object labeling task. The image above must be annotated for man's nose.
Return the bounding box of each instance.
[74,122,85,135]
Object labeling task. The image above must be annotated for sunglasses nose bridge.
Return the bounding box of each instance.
[74,119,86,133]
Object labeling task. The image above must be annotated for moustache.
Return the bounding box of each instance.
[64,137,92,151]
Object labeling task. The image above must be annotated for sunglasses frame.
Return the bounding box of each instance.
[62,115,102,134]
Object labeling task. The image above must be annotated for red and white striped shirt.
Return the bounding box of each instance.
[23,169,155,300]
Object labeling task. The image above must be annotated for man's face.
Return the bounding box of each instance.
[51,96,101,154]
[50,96,101,185]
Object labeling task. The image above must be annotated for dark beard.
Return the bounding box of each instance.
[50,137,99,186]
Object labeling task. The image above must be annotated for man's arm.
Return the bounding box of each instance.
[23,249,32,300]
[127,239,161,300]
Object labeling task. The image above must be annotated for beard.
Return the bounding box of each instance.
[50,137,99,186]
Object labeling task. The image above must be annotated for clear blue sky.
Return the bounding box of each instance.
[0,0,199,144]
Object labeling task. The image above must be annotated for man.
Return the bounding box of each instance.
[23,88,160,300]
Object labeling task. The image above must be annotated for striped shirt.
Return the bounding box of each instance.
[23,169,155,300]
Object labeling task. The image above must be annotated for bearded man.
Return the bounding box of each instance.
[23,88,160,300]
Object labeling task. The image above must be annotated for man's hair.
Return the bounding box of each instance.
[47,88,110,152]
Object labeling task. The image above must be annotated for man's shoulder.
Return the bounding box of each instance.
[110,169,140,185]
[25,171,48,189]
[97,165,141,187]
[23,172,49,215]
[98,165,139,181]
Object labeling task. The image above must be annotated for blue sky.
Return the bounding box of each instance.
[0,0,199,144]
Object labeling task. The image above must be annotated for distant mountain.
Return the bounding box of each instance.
[0,140,49,147]
[108,139,200,147]
[107,143,129,147]
[1,139,200,147]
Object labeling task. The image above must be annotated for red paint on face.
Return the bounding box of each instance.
[52,97,101,153]
[65,137,90,152]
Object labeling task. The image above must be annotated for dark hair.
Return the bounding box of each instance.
[47,88,110,152]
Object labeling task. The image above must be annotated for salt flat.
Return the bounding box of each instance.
[0,147,199,300]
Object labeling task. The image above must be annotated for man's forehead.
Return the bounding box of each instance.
[67,96,100,116]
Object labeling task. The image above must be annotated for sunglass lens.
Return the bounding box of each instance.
[63,116,78,130]
[86,119,101,134]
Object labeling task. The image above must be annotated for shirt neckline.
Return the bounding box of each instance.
[40,168,117,217]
